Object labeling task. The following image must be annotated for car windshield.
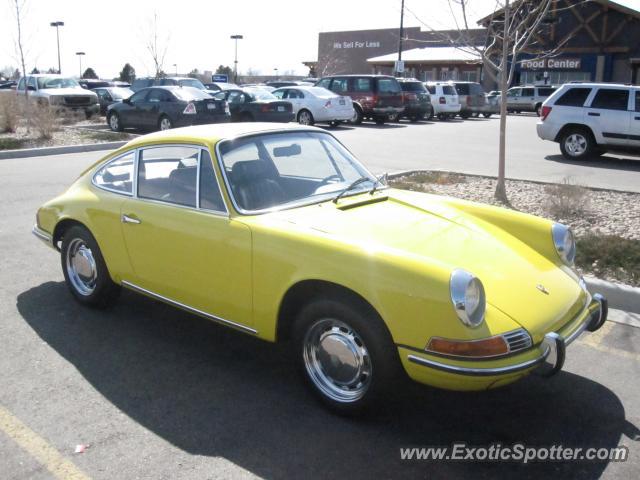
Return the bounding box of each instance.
[401,82,426,92]
[173,87,211,101]
[37,77,80,89]
[246,88,277,100]
[218,131,378,212]
[178,79,206,90]
[110,88,133,99]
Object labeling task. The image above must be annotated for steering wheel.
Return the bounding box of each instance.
[317,174,342,187]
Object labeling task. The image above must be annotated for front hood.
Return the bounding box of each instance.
[259,190,586,339]
[41,87,97,98]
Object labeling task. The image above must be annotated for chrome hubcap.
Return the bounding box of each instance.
[303,318,372,403]
[160,118,171,130]
[66,238,97,296]
[565,134,587,156]
[299,111,311,125]
[109,115,118,130]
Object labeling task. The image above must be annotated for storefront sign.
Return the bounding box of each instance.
[333,40,381,49]
[521,58,581,70]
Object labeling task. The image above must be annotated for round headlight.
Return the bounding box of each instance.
[552,223,576,266]
[450,269,486,328]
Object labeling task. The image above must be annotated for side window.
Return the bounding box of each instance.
[555,88,591,107]
[507,88,520,97]
[129,90,148,104]
[289,89,303,99]
[590,89,629,111]
[93,151,135,195]
[331,78,349,93]
[426,85,435,94]
[17,78,25,90]
[147,89,172,103]
[27,77,37,90]
[272,89,285,99]
[636,91,640,112]
[521,88,535,97]
[199,150,225,212]
[316,78,331,89]
[353,78,372,92]
[228,91,244,104]
[138,146,200,207]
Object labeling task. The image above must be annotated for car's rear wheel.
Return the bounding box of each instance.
[292,296,402,414]
[297,109,315,126]
[61,225,120,308]
[482,112,492,118]
[108,112,122,132]
[460,112,471,119]
[350,105,363,125]
[387,113,400,122]
[437,113,448,121]
[374,116,386,125]
[158,115,172,131]
[559,128,595,160]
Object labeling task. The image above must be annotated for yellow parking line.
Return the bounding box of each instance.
[0,404,90,480]
[577,321,640,361]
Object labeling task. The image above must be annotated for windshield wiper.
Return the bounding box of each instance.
[332,176,373,204]
[369,172,388,195]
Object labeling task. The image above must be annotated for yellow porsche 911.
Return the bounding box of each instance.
[33,123,607,413]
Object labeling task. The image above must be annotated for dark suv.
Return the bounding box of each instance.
[450,81,486,118]
[131,77,209,92]
[394,78,432,121]
[316,75,403,124]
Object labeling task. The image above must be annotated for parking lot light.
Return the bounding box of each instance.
[230,34,243,84]
[50,21,64,74]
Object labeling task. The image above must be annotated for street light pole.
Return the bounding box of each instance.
[396,0,405,77]
[50,21,65,74]
[173,63,178,76]
[230,34,243,83]
[76,52,85,78]
[274,68,278,80]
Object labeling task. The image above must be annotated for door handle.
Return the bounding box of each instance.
[635,116,640,120]
[588,112,600,117]
[121,214,141,224]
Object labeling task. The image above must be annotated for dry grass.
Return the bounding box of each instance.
[30,102,60,140]
[410,171,466,185]
[544,177,590,219]
[0,94,20,133]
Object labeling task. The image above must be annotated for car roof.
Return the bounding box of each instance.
[557,82,632,88]
[118,123,323,150]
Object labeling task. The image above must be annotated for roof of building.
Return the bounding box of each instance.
[367,46,482,65]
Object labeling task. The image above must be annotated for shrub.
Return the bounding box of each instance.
[30,102,60,140]
[0,93,20,133]
[544,177,590,219]
[576,234,640,285]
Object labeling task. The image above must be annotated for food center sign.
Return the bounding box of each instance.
[521,58,582,70]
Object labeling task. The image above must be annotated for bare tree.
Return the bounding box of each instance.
[145,13,169,79]
[10,0,30,130]
[316,52,348,77]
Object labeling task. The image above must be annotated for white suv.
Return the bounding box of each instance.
[537,83,640,160]
[424,82,461,120]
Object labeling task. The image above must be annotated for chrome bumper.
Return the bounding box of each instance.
[32,225,56,250]
[407,294,608,377]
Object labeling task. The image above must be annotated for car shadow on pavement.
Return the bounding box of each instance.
[355,123,408,129]
[545,154,640,173]
[18,282,637,480]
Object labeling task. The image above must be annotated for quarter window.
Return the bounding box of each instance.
[555,88,591,107]
[590,89,629,111]
[199,150,226,212]
[353,78,372,92]
[138,146,200,207]
[93,151,135,195]
[331,78,349,93]
[521,88,535,96]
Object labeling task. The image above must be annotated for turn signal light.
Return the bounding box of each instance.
[426,335,509,359]
[183,103,197,114]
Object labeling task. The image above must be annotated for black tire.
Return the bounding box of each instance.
[60,225,120,308]
[158,115,172,131]
[292,295,403,415]
[374,116,386,125]
[387,113,400,122]
[482,112,492,118]
[108,112,123,132]
[328,120,342,128]
[535,104,543,117]
[349,105,363,125]
[426,106,434,120]
[297,109,315,126]
[437,113,447,121]
[559,127,596,160]
[460,111,471,119]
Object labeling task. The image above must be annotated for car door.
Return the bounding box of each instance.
[142,88,171,128]
[506,88,521,110]
[586,88,631,146]
[628,89,640,148]
[120,144,253,328]
[226,91,245,120]
[122,90,150,127]
[520,87,535,110]
[286,88,304,114]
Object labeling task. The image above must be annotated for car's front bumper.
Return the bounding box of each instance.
[400,294,607,390]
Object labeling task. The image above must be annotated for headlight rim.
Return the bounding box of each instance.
[552,223,576,266]
[450,268,486,328]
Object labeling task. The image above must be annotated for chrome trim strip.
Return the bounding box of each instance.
[408,345,550,377]
[32,225,56,249]
[121,280,257,335]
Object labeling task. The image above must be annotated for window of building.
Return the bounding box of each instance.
[590,89,629,111]
[555,88,591,107]
[460,71,478,82]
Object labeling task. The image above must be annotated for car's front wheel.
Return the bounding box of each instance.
[297,109,315,126]
[158,115,172,131]
[108,112,122,132]
[61,225,120,308]
[559,128,595,160]
[293,296,401,414]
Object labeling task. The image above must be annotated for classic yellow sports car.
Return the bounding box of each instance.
[33,123,607,413]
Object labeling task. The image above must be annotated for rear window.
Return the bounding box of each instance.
[442,85,456,95]
[377,78,401,93]
[353,78,372,92]
[590,89,629,111]
[538,87,556,96]
[554,88,591,107]
[173,87,211,101]
[400,82,426,92]
[454,83,469,95]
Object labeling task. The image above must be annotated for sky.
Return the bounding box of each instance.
[2,0,640,80]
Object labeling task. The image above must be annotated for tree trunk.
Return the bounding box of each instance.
[495,0,510,204]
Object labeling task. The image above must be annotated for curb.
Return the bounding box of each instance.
[584,276,640,314]
[0,141,127,160]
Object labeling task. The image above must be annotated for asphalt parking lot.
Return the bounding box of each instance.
[0,117,639,479]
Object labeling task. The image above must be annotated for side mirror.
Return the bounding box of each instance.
[122,97,131,105]
[27,85,36,91]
